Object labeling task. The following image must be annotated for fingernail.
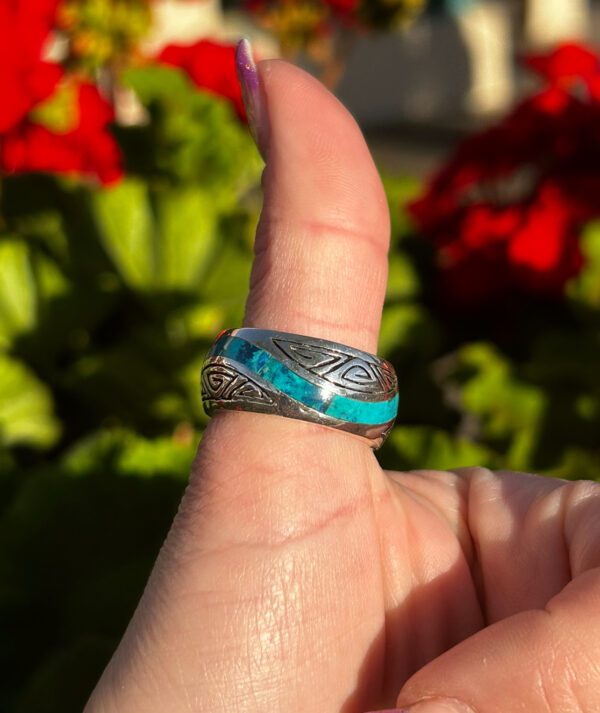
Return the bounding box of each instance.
[236,38,267,157]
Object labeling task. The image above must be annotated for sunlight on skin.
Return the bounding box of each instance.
[85,53,600,713]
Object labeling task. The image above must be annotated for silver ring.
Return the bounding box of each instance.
[201,328,398,449]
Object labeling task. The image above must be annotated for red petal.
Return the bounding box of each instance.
[525,42,600,83]
[158,39,246,120]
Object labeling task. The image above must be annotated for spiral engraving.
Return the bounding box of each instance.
[201,363,273,407]
[273,338,396,396]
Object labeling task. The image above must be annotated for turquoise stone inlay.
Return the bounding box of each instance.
[210,334,398,426]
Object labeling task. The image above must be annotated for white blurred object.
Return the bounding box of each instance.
[144,0,223,54]
[338,3,515,125]
[525,0,590,47]
[219,10,279,59]
[144,1,278,58]
[456,0,514,116]
[114,85,150,126]
[45,32,68,62]
[124,1,277,126]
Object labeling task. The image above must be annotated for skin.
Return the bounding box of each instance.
[85,60,600,713]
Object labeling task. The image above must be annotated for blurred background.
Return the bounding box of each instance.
[2,0,600,710]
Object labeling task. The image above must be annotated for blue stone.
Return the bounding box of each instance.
[211,335,398,426]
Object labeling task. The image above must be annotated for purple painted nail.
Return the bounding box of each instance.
[235,38,266,155]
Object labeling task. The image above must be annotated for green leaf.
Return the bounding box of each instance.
[0,354,60,449]
[124,64,193,105]
[387,425,495,471]
[381,173,422,244]
[451,343,546,470]
[379,303,438,359]
[92,179,156,290]
[35,250,70,303]
[386,251,419,301]
[62,429,196,480]
[93,181,226,292]
[64,345,190,430]
[567,220,600,307]
[0,222,116,363]
[122,65,262,191]
[30,81,78,134]
[0,237,37,348]
[154,187,218,289]
[547,448,600,481]
[199,235,252,319]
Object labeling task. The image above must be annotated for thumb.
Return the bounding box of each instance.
[86,46,394,713]
[385,569,600,713]
[242,43,390,352]
[193,45,393,531]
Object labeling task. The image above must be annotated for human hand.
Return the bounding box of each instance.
[85,45,600,713]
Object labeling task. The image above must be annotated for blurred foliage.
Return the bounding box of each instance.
[0,66,260,710]
[57,0,152,72]
[2,30,600,713]
[243,0,425,88]
[246,0,425,48]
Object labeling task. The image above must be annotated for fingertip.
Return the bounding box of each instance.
[242,57,390,353]
[257,58,388,235]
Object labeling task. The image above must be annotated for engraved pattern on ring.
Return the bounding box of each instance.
[201,328,399,448]
[272,338,396,397]
[201,363,274,407]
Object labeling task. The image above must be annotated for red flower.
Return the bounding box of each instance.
[0,0,63,132]
[325,0,360,16]
[409,42,600,307]
[158,40,246,120]
[1,83,123,185]
[0,0,123,186]
[526,42,600,85]
[527,42,600,107]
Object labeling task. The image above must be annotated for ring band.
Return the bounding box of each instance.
[201,328,398,449]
